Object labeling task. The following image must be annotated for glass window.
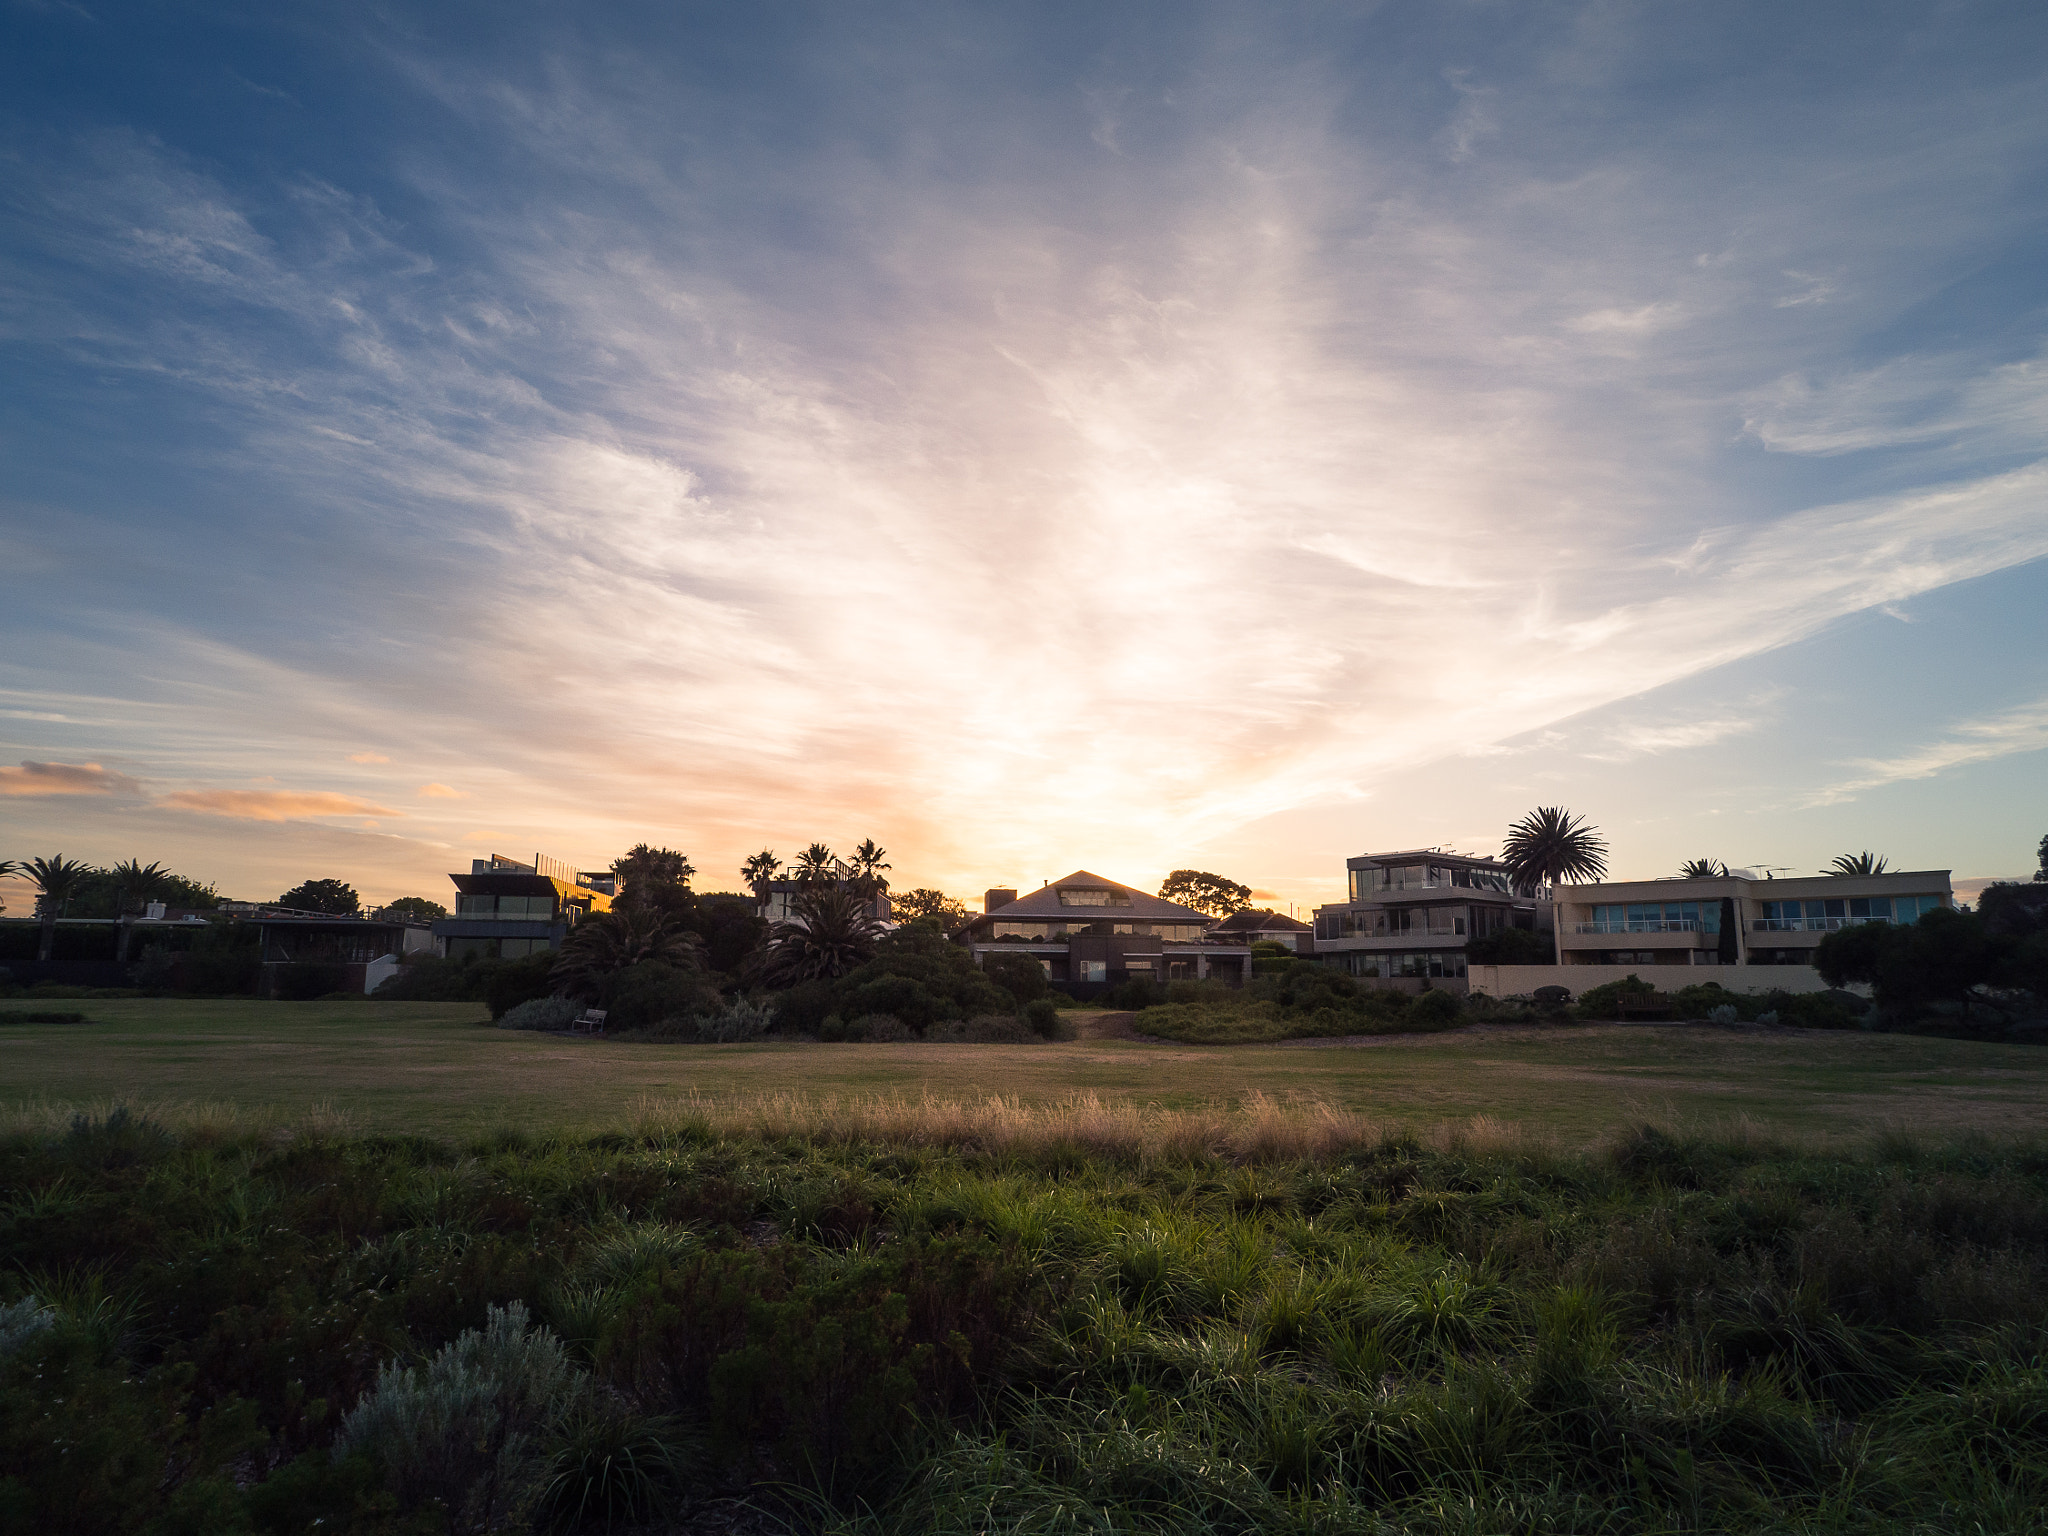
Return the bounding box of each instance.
[1058,887,1129,907]
[1848,897,1892,920]
[1824,900,1846,919]
[1080,960,1107,982]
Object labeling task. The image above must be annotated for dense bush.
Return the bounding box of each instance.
[373,954,490,1002]
[1411,986,1461,1024]
[598,962,722,1033]
[484,951,560,1021]
[495,995,582,1031]
[3,1110,2045,1533]
[981,951,1048,1004]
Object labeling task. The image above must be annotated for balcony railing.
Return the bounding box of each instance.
[1751,917,1882,933]
[1572,920,1704,935]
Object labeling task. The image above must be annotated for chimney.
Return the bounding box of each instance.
[984,887,1017,914]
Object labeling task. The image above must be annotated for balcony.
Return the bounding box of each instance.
[1573,920,1704,935]
[1752,917,1880,933]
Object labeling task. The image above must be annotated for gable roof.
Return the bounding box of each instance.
[1210,908,1312,934]
[974,870,1214,925]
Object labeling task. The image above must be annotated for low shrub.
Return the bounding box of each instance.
[373,954,488,1002]
[336,1301,581,1533]
[772,979,838,1036]
[0,1010,89,1025]
[495,995,582,1031]
[924,1014,1037,1043]
[1412,986,1462,1025]
[1023,996,1060,1038]
[271,962,353,1001]
[620,996,777,1043]
[1108,975,1167,1010]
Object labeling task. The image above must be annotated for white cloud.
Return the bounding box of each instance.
[1809,698,2048,805]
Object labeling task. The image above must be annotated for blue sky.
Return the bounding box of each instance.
[2,0,2045,911]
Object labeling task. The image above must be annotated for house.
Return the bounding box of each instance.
[252,912,435,995]
[955,871,1252,998]
[753,862,892,926]
[1311,849,1549,992]
[431,853,615,960]
[1552,868,1952,969]
[1208,909,1315,952]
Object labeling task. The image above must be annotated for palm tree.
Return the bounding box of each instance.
[1676,859,1727,879]
[847,839,891,899]
[757,886,883,985]
[550,907,702,1000]
[740,849,782,898]
[109,858,170,961]
[25,855,91,963]
[792,842,838,887]
[1499,807,1610,895]
[0,859,17,918]
[1826,852,1890,876]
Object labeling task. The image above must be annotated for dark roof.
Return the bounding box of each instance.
[1210,908,1312,934]
[972,870,1214,926]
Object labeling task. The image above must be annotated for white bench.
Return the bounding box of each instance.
[572,1008,608,1034]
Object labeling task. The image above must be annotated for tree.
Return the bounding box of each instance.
[1499,807,1610,893]
[847,839,891,898]
[893,887,970,927]
[25,855,90,962]
[551,907,702,999]
[758,886,883,985]
[109,858,170,961]
[1676,859,1727,879]
[383,896,449,923]
[1157,870,1252,918]
[1826,852,1890,876]
[792,842,838,887]
[2036,831,2047,882]
[0,859,16,917]
[1815,906,2004,1022]
[740,849,782,897]
[277,879,361,916]
[610,845,695,909]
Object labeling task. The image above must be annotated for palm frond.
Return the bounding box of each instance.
[1499,807,1609,891]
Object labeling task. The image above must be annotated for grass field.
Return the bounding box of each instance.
[2,997,2044,1141]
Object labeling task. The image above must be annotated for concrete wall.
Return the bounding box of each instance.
[1469,963,1860,998]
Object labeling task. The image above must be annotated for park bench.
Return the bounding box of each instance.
[571,1007,608,1034]
[1612,991,1674,1020]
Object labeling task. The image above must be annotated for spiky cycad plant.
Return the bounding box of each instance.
[1676,859,1727,879]
[758,886,883,985]
[1500,808,1609,895]
[550,907,702,1000]
[1826,852,1890,876]
[25,855,91,963]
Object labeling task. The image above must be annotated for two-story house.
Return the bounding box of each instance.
[955,871,1251,997]
[432,853,615,960]
[1311,849,1549,990]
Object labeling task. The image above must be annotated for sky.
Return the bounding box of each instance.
[2,0,2045,916]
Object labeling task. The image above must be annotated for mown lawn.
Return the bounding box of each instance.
[1,998,2044,1140]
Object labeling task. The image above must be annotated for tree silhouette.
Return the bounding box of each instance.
[109,858,170,961]
[740,849,782,897]
[1826,852,1890,876]
[1676,859,1727,879]
[1158,870,1252,918]
[758,886,883,984]
[278,879,361,916]
[551,907,702,999]
[1500,808,1610,893]
[25,855,90,962]
[792,843,838,887]
[847,839,892,898]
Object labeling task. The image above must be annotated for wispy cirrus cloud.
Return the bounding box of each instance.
[0,760,143,797]
[160,789,400,821]
[1808,698,2048,806]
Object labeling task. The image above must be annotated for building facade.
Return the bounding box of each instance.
[432,854,616,960]
[955,870,1251,998]
[1311,849,1548,990]
[1552,868,1952,968]
[1208,909,1316,952]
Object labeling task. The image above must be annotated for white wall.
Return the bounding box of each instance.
[1469,963,1863,998]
